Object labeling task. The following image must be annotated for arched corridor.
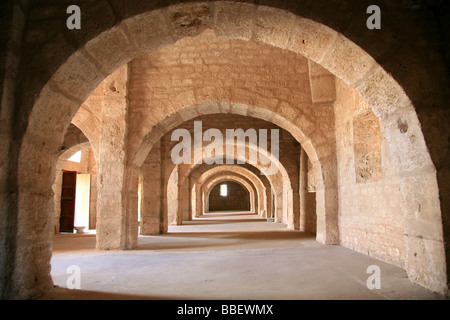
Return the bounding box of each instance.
[1,0,449,300]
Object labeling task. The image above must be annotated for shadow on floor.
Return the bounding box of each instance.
[182,218,267,225]
[52,212,317,253]
[187,212,265,224]
[136,230,317,251]
[48,213,448,301]
[39,286,180,300]
[157,230,315,241]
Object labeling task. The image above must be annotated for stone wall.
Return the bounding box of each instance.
[335,78,405,267]
[127,30,314,162]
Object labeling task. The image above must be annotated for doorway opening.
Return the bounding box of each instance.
[54,147,97,234]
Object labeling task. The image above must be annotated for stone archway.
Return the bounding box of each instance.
[5,1,447,298]
[198,172,260,215]
[188,165,270,220]
[154,139,292,234]
[205,179,252,213]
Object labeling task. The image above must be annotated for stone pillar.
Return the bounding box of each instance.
[178,165,191,223]
[315,159,339,245]
[196,183,203,217]
[202,188,208,213]
[299,148,308,232]
[190,178,196,219]
[265,185,272,219]
[166,166,179,226]
[89,171,98,230]
[141,141,162,235]
[159,141,170,233]
[96,64,135,250]
[290,168,301,230]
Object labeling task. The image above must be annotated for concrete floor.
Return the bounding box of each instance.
[42,212,447,300]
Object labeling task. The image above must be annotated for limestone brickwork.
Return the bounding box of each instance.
[0,0,448,299]
[335,78,405,268]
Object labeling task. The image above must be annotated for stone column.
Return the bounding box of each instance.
[190,178,196,219]
[178,165,191,223]
[290,167,301,230]
[299,148,308,232]
[315,159,339,245]
[96,64,135,250]
[195,183,203,217]
[159,141,170,233]
[141,141,162,235]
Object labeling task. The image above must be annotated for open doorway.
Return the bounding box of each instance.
[59,171,76,233]
[54,147,97,234]
[59,170,91,233]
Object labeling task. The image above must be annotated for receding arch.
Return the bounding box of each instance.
[197,170,262,216]
[189,164,269,219]
[10,1,446,298]
[206,179,252,213]
[159,141,291,230]
[136,108,321,234]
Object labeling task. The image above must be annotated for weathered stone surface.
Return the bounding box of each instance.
[214,1,254,40]
[167,2,214,40]
[2,0,449,300]
[254,6,297,48]
[95,65,134,250]
[122,10,174,53]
